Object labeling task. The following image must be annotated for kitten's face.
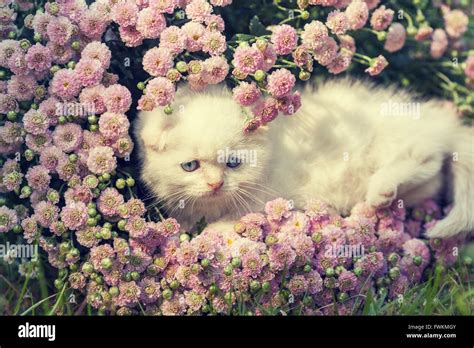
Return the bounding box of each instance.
[136,88,270,215]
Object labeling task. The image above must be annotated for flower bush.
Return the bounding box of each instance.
[0,0,473,315]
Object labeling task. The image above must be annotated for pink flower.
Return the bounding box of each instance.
[314,36,338,66]
[98,188,124,217]
[79,9,108,39]
[113,135,134,158]
[430,29,448,59]
[210,0,232,6]
[327,52,352,74]
[444,9,468,39]
[50,69,81,100]
[326,11,349,35]
[301,20,329,50]
[0,206,17,233]
[60,201,88,231]
[160,26,187,55]
[370,5,394,31]
[75,58,105,87]
[52,123,83,153]
[259,44,278,71]
[139,278,161,304]
[23,109,49,135]
[143,47,174,77]
[7,52,29,76]
[252,98,279,124]
[185,0,213,22]
[7,75,37,101]
[271,24,298,55]
[415,26,433,41]
[149,0,178,14]
[384,23,406,53]
[104,84,132,113]
[137,95,156,111]
[86,146,117,175]
[32,12,53,38]
[39,145,66,173]
[46,16,73,45]
[111,1,138,27]
[464,56,474,80]
[205,14,225,32]
[269,243,296,271]
[98,112,130,140]
[0,39,21,67]
[34,201,59,228]
[345,0,369,30]
[25,43,52,72]
[267,68,296,98]
[137,8,166,39]
[265,198,292,221]
[182,22,206,52]
[81,42,112,69]
[146,77,176,106]
[233,46,264,74]
[403,238,430,268]
[202,56,229,84]
[119,25,144,47]
[277,91,301,115]
[338,270,358,292]
[79,85,107,115]
[47,41,74,65]
[201,30,227,56]
[232,82,261,106]
[365,55,388,76]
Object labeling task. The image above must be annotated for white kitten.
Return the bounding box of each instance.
[135,79,473,238]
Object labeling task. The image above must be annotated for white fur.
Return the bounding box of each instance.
[135,79,473,238]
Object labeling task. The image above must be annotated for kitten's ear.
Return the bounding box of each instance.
[137,110,175,152]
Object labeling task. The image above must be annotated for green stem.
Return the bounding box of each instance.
[47,284,68,316]
[20,293,58,316]
[13,272,31,315]
[37,252,50,313]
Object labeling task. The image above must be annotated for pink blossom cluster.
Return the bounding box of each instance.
[25,197,464,315]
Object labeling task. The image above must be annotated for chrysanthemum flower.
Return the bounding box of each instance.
[98,112,130,141]
[0,206,17,233]
[60,201,88,230]
[145,77,176,106]
[143,47,174,77]
[384,23,406,53]
[25,165,51,193]
[233,46,264,74]
[86,145,117,175]
[52,123,83,153]
[271,24,298,55]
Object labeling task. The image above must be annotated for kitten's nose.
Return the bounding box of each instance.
[207,180,224,191]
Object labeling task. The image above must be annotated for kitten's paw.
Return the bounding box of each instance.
[366,184,397,209]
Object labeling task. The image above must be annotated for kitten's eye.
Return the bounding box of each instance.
[181,160,200,172]
[226,155,241,169]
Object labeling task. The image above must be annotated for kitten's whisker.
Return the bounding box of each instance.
[233,191,253,214]
[240,180,279,194]
[237,188,266,207]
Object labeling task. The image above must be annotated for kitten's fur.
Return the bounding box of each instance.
[135,79,473,238]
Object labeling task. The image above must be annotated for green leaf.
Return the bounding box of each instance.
[230,34,255,42]
[249,15,268,36]
[195,216,207,234]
